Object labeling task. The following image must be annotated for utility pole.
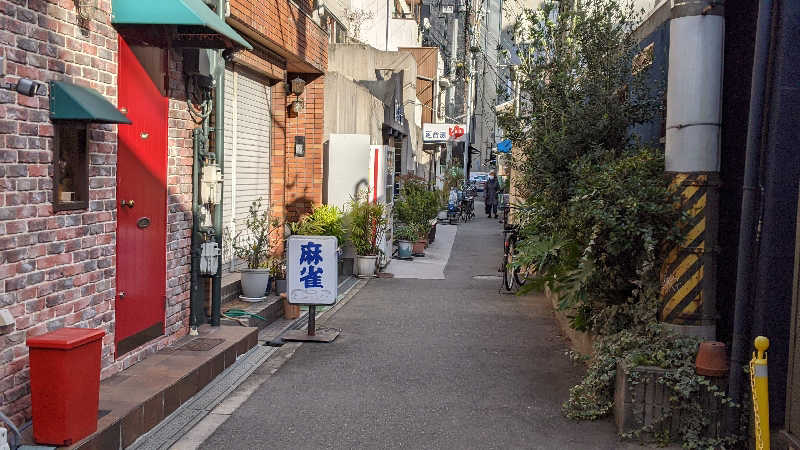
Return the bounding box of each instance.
[462,0,472,185]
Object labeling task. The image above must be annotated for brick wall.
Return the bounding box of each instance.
[269,75,325,255]
[229,0,328,73]
[284,75,324,220]
[0,0,195,424]
[0,0,120,425]
[228,0,329,255]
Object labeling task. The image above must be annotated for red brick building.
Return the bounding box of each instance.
[0,0,328,427]
[226,0,327,254]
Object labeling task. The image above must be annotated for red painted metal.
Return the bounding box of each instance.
[373,147,378,203]
[115,35,168,357]
[27,328,105,445]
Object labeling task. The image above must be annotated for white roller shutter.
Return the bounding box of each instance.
[223,65,272,272]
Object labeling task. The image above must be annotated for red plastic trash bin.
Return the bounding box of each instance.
[26,327,105,446]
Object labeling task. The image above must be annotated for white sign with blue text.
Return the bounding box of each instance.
[287,235,338,305]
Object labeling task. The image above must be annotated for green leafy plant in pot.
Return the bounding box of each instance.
[290,203,346,279]
[289,204,346,245]
[346,192,388,277]
[228,198,280,300]
[268,257,287,295]
[394,223,417,259]
[411,222,428,256]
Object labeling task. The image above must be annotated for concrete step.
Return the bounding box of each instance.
[20,325,258,450]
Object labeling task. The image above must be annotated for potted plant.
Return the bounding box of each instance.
[425,191,439,242]
[269,257,287,295]
[290,204,347,277]
[229,199,279,300]
[412,222,427,256]
[289,204,346,245]
[346,193,388,277]
[394,224,416,259]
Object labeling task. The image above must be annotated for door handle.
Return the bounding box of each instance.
[120,200,135,208]
[118,291,126,299]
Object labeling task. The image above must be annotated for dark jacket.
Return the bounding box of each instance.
[485,177,501,205]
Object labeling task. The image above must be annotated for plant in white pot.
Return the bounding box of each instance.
[346,193,388,277]
[229,199,279,300]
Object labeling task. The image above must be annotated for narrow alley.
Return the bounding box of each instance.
[195,210,627,449]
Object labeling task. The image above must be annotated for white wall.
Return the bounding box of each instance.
[349,0,421,51]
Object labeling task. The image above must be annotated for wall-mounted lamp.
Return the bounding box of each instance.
[76,0,97,20]
[290,77,306,95]
[1,77,45,97]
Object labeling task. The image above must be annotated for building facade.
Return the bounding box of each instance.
[0,0,328,427]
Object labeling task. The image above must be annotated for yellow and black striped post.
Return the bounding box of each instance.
[660,5,724,338]
[660,173,719,335]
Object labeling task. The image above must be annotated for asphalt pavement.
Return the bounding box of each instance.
[199,208,634,450]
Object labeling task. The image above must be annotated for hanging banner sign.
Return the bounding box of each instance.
[287,235,339,305]
[423,123,469,142]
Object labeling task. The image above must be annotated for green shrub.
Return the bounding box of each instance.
[346,192,388,256]
[394,224,417,242]
[290,204,346,245]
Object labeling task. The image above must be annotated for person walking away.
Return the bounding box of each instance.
[484,171,501,218]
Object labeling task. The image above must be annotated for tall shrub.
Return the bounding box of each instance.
[500,0,676,331]
[500,2,741,446]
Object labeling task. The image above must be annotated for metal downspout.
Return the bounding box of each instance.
[727,0,774,429]
[190,128,202,331]
[210,0,226,326]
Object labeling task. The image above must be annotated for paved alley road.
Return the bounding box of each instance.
[200,213,628,450]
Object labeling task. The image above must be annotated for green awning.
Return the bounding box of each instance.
[111,0,253,50]
[49,81,132,124]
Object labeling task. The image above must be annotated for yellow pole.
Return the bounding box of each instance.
[750,336,770,450]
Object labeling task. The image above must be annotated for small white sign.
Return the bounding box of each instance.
[287,235,339,305]
[422,123,468,142]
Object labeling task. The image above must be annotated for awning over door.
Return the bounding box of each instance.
[111,0,253,50]
[49,81,132,124]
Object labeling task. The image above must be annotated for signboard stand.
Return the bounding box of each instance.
[283,235,341,343]
[283,306,340,342]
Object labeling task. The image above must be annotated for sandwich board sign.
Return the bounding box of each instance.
[284,235,339,342]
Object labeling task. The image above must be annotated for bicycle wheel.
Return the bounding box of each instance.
[503,239,515,291]
[514,266,526,287]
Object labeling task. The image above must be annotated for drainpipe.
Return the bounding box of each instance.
[659,2,724,338]
[385,0,390,51]
[210,0,226,326]
[190,127,203,332]
[727,0,774,429]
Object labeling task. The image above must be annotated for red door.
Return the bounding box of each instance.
[115,36,168,357]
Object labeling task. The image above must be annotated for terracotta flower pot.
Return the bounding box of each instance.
[412,239,426,256]
[695,341,728,377]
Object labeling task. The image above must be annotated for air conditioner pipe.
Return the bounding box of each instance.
[727,0,774,431]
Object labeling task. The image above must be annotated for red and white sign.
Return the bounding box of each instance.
[423,123,469,142]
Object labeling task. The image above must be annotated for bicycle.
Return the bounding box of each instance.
[460,196,475,222]
[499,194,511,228]
[500,226,525,291]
